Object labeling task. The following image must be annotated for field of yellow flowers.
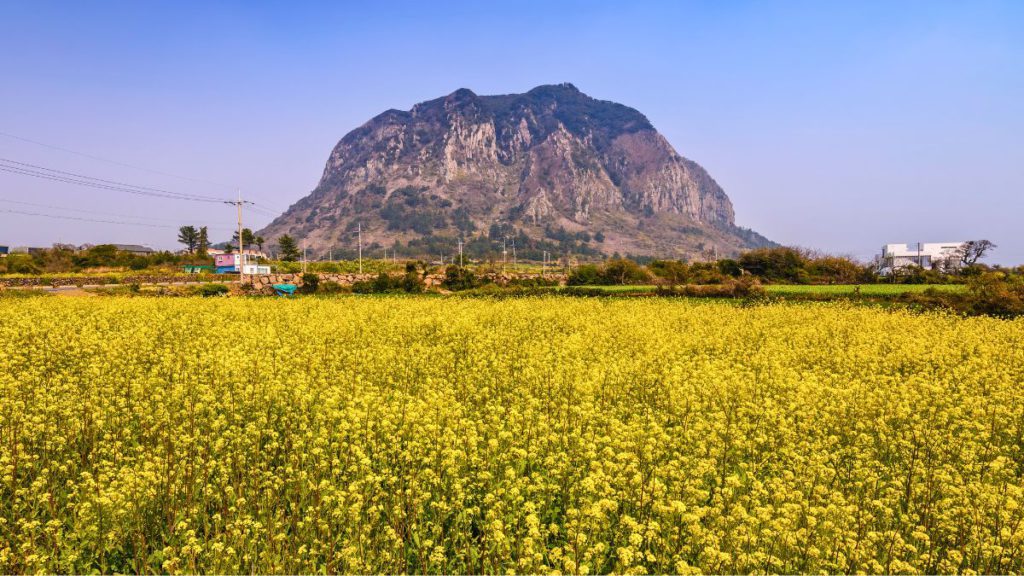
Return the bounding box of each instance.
[2,296,1023,573]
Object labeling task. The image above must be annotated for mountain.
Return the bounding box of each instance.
[258,84,772,259]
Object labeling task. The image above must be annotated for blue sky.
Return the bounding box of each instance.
[1,0,1021,263]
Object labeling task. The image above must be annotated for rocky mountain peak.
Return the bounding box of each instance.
[258,85,771,259]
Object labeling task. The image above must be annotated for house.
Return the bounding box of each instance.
[214,253,270,274]
[10,246,48,255]
[110,244,155,256]
[881,242,963,271]
[0,245,8,257]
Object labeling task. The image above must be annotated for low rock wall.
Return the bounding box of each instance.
[0,274,236,288]
[247,272,567,289]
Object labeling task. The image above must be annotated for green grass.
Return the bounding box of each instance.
[764,284,967,295]
[570,284,657,293]
[567,283,968,296]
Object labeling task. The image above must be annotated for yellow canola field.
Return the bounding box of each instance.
[1,297,1024,574]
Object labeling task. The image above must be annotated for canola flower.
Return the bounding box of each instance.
[1,296,1023,574]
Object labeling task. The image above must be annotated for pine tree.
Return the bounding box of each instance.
[197,226,210,258]
[177,226,199,253]
[278,234,300,261]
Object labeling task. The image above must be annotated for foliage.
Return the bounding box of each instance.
[317,280,348,294]
[194,283,229,297]
[177,226,199,253]
[2,298,1023,573]
[567,258,651,286]
[300,273,320,294]
[352,271,424,294]
[277,235,300,262]
[738,247,809,283]
[441,265,481,291]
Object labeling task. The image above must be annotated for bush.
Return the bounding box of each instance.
[318,280,347,294]
[352,272,425,294]
[739,247,808,283]
[649,260,689,284]
[300,273,320,294]
[567,264,602,286]
[196,283,229,297]
[966,273,1024,317]
[656,277,765,299]
[441,266,480,291]
[601,258,652,285]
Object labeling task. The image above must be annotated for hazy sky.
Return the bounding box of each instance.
[1,1,1021,263]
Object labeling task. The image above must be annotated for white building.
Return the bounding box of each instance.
[881,242,964,270]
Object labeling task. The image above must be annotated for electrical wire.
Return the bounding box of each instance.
[0,130,290,211]
[0,207,182,229]
[0,158,228,202]
[0,130,237,190]
[0,198,234,230]
[0,165,227,203]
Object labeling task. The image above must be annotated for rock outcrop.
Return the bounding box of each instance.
[258,83,772,258]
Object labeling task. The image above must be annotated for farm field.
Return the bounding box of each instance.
[2,297,1023,573]
[763,283,967,295]
[574,283,967,295]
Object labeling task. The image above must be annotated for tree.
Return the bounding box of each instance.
[255,235,265,253]
[197,227,210,258]
[177,226,199,253]
[277,234,300,261]
[232,228,256,251]
[958,240,996,266]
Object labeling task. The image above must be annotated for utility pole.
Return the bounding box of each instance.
[502,237,507,274]
[511,238,516,269]
[357,222,362,274]
[458,239,464,267]
[225,190,253,283]
[302,239,307,274]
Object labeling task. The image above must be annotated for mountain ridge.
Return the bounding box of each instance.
[259,83,772,259]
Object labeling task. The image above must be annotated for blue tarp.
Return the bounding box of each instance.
[272,283,297,296]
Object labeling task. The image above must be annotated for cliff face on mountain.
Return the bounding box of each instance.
[258,83,771,259]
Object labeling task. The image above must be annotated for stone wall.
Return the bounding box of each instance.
[247,272,568,289]
[0,274,236,288]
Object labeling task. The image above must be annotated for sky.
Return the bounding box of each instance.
[1,0,1021,263]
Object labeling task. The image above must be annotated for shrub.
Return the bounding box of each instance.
[196,283,229,297]
[318,280,347,294]
[442,266,479,291]
[649,260,689,284]
[567,264,602,286]
[300,273,320,294]
[739,247,808,283]
[353,272,425,294]
[601,258,652,285]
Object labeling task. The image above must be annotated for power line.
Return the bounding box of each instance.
[0,164,227,204]
[0,130,290,211]
[0,157,226,200]
[248,201,285,216]
[0,198,234,230]
[0,130,237,191]
[0,157,227,202]
[0,207,183,229]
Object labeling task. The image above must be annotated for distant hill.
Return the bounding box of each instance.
[258,83,772,259]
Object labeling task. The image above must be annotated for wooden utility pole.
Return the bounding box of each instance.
[357,222,362,274]
[225,190,253,282]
